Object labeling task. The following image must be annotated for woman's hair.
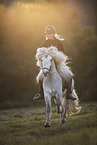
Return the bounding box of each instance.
[54,33,64,41]
[46,33,64,41]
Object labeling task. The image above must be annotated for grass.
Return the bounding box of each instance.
[0,102,97,145]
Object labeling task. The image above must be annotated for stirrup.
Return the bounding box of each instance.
[33,93,41,102]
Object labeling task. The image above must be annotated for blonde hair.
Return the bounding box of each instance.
[54,33,64,41]
[46,33,64,41]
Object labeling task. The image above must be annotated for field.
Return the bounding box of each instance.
[0,102,97,145]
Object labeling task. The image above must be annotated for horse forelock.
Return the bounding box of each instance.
[36,46,68,65]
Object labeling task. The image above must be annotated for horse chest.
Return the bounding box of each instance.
[43,72,62,94]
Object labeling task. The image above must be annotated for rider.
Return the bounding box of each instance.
[33,25,77,101]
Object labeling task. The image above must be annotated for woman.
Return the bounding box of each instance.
[43,25,65,53]
[33,25,76,101]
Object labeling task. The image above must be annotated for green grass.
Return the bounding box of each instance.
[0,102,97,145]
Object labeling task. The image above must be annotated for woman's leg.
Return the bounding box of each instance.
[65,79,77,101]
[33,80,44,101]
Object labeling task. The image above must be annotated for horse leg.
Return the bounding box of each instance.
[55,94,63,114]
[61,99,70,124]
[44,93,51,127]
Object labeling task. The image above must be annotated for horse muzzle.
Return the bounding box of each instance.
[43,68,49,77]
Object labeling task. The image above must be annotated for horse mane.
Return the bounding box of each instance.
[36,46,74,82]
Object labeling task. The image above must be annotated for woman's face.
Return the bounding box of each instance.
[46,33,54,40]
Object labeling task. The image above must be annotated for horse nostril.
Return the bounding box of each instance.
[43,69,49,76]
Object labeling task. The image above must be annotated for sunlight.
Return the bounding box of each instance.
[0,1,85,54]
[17,2,46,11]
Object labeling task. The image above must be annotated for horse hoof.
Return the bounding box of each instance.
[44,123,50,127]
[60,120,66,125]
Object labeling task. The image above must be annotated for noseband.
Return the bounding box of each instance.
[42,67,50,71]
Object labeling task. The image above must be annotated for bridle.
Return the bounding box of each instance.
[42,67,50,71]
[42,58,52,73]
[42,66,52,74]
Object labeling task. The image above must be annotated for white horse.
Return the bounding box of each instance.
[36,46,82,127]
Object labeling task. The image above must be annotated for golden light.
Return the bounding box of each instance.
[0,1,82,53]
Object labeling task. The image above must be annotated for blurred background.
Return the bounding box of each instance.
[0,0,97,109]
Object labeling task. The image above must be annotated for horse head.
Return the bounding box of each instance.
[41,55,53,77]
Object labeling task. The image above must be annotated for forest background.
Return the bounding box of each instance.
[0,0,97,109]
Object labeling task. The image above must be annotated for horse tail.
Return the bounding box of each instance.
[62,89,82,115]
